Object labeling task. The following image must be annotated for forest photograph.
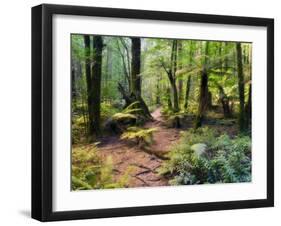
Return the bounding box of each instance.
[71,34,252,190]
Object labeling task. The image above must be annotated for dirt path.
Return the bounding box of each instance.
[97,107,181,188]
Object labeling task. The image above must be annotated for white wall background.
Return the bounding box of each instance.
[0,0,279,225]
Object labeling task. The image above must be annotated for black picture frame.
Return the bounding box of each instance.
[32,4,274,222]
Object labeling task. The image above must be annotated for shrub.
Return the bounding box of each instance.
[159,127,251,185]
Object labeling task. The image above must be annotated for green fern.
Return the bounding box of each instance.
[112,101,142,122]
[159,127,251,185]
[121,126,157,147]
[112,112,137,121]
[72,145,134,190]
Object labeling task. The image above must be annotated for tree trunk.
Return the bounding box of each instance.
[177,41,183,106]
[116,40,131,92]
[155,74,161,105]
[91,36,103,136]
[207,91,212,109]
[184,75,191,110]
[195,41,209,129]
[171,40,179,112]
[131,38,141,97]
[195,69,209,128]
[245,83,251,130]
[217,84,232,118]
[83,35,94,135]
[236,43,246,132]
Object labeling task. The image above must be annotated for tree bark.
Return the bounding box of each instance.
[245,83,251,130]
[155,74,161,105]
[91,36,103,136]
[217,84,232,118]
[162,40,179,112]
[184,75,191,110]
[177,41,183,106]
[116,39,130,91]
[171,40,179,112]
[131,38,141,97]
[236,43,246,132]
[166,87,173,110]
[83,35,94,135]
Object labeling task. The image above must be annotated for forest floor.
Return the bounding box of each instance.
[97,107,182,188]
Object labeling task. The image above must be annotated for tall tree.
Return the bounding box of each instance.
[116,39,131,91]
[161,40,179,112]
[177,41,183,106]
[236,43,246,132]
[184,41,194,111]
[84,35,103,137]
[195,41,209,128]
[245,83,251,130]
[91,36,103,136]
[184,75,191,110]
[131,38,141,97]
[83,35,94,135]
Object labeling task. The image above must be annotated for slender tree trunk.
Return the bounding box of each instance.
[131,38,141,97]
[245,83,251,130]
[217,84,231,118]
[71,62,76,100]
[155,74,161,105]
[171,40,179,112]
[184,75,191,110]
[195,41,209,129]
[236,43,246,132]
[119,38,131,82]
[161,40,179,112]
[177,41,183,106]
[116,40,130,92]
[83,35,94,135]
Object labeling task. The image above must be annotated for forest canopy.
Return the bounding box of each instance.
[71,34,252,190]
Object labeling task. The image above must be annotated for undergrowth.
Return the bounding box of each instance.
[72,144,134,190]
[159,127,251,185]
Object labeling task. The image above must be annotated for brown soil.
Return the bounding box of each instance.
[97,107,181,188]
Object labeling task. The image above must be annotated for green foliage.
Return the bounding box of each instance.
[72,115,88,144]
[159,127,251,185]
[112,101,142,121]
[72,145,133,190]
[121,126,157,147]
[101,102,119,121]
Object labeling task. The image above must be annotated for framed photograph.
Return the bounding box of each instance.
[32,4,274,221]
